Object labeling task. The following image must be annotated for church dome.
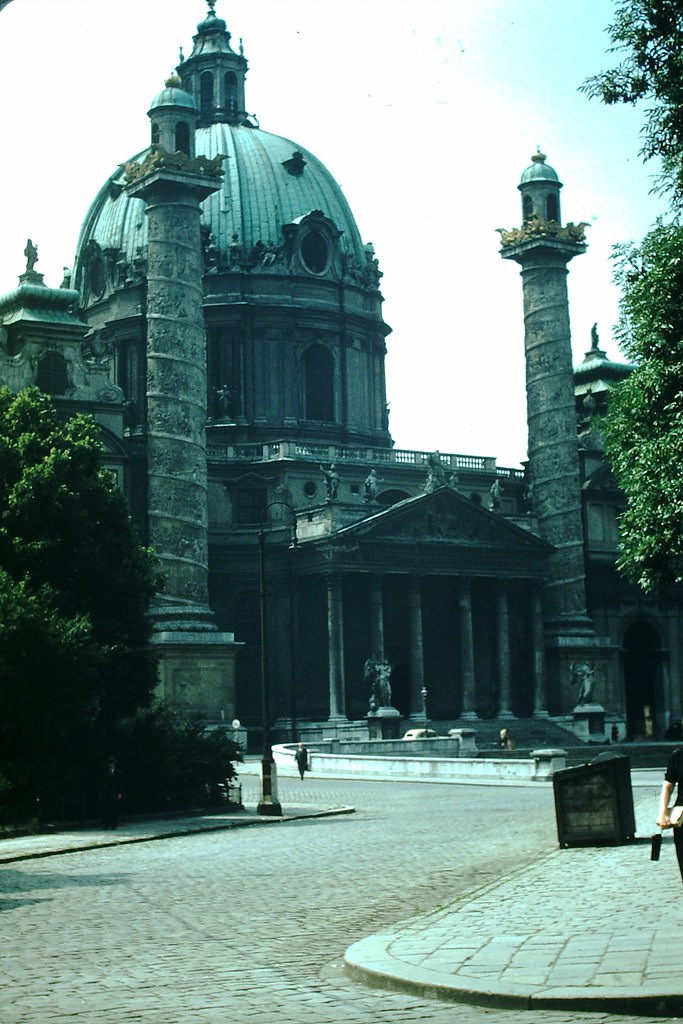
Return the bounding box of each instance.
[520,149,560,185]
[73,123,369,306]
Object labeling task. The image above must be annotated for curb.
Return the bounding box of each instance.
[344,935,683,1016]
[0,805,355,864]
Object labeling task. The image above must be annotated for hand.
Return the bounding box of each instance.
[657,811,672,829]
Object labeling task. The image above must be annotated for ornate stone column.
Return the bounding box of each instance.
[459,578,478,719]
[125,158,239,720]
[408,579,426,719]
[532,587,548,717]
[369,579,385,660]
[127,164,220,627]
[327,576,346,721]
[497,582,514,718]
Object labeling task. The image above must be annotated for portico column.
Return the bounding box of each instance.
[369,579,385,659]
[497,582,515,719]
[327,575,346,720]
[408,578,426,719]
[459,578,478,719]
[532,587,549,716]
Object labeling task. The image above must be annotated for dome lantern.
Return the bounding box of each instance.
[518,148,563,225]
[177,0,249,127]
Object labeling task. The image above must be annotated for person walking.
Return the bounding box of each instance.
[101,755,123,829]
[295,741,309,781]
[656,747,683,883]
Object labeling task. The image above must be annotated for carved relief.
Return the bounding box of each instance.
[123,145,224,184]
[497,214,589,247]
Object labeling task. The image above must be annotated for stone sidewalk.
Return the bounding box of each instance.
[345,789,683,1016]
[0,801,354,864]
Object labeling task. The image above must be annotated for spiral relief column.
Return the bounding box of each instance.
[123,77,238,720]
[499,151,616,714]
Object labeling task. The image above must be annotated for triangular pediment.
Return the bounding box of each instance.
[329,487,551,554]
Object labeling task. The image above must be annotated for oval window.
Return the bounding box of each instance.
[301,231,328,274]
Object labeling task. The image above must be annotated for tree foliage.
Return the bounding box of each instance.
[604,222,683,590]
[583,2,683,591]
[0,388,162,816]
[582,0,683,205]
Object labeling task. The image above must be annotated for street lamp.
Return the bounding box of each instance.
[257,500,298,815]
[421,686,429,734]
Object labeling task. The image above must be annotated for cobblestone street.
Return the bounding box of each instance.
[0,773,666,1023]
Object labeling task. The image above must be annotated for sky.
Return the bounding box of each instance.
[0,0,666,467]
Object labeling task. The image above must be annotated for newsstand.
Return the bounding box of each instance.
[553,752,636,847]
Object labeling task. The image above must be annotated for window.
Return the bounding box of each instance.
[200,72,214,117]
[300,230,328,274]
[304,345,334,421]
[224,72,237,117]
[235,487,267,525]
[546,194,559,221]
[522,194,533,221]
[151,123,160,146]
[175,122,190,155]
[36,352,68,396]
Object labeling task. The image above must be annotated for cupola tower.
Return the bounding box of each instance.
[177,0,249,127]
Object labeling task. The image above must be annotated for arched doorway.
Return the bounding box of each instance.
[622,621,662,739]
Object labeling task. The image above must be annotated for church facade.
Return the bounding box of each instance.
[1,2,681,744]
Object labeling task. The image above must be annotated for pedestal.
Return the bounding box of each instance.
[571,702,606,742]
[367,706,401,739]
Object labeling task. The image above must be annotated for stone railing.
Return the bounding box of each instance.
[206,440,520,476]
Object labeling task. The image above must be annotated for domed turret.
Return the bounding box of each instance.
[518,149,563,224]
[148,73,198,157]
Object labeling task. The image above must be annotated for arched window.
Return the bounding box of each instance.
[200,72,214,117]
[36,352,68,396]
[522,194,533,221]
[546,194,559,222]
[224,71,237,117]
[175,122,190,155]
[304,344,334,422]
[151,123,160,146]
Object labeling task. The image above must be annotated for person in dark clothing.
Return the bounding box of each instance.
[656,747,683,884]
[295,742,309,781]
[102,755,123,829]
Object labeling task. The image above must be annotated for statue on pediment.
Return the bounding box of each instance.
[424,451,447,493]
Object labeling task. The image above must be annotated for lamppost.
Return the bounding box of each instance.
[257,500,298,815]
[421,686,429,734]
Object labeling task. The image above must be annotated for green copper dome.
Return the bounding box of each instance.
[149,74,196,113]
[520,149,561,185]
[72,3,378,308]
[73,122,369,307]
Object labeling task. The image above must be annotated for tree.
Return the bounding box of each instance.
[0,387,161,815]
[582,0,683,206]
[603,221,683,590]
[583,2,683,590]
